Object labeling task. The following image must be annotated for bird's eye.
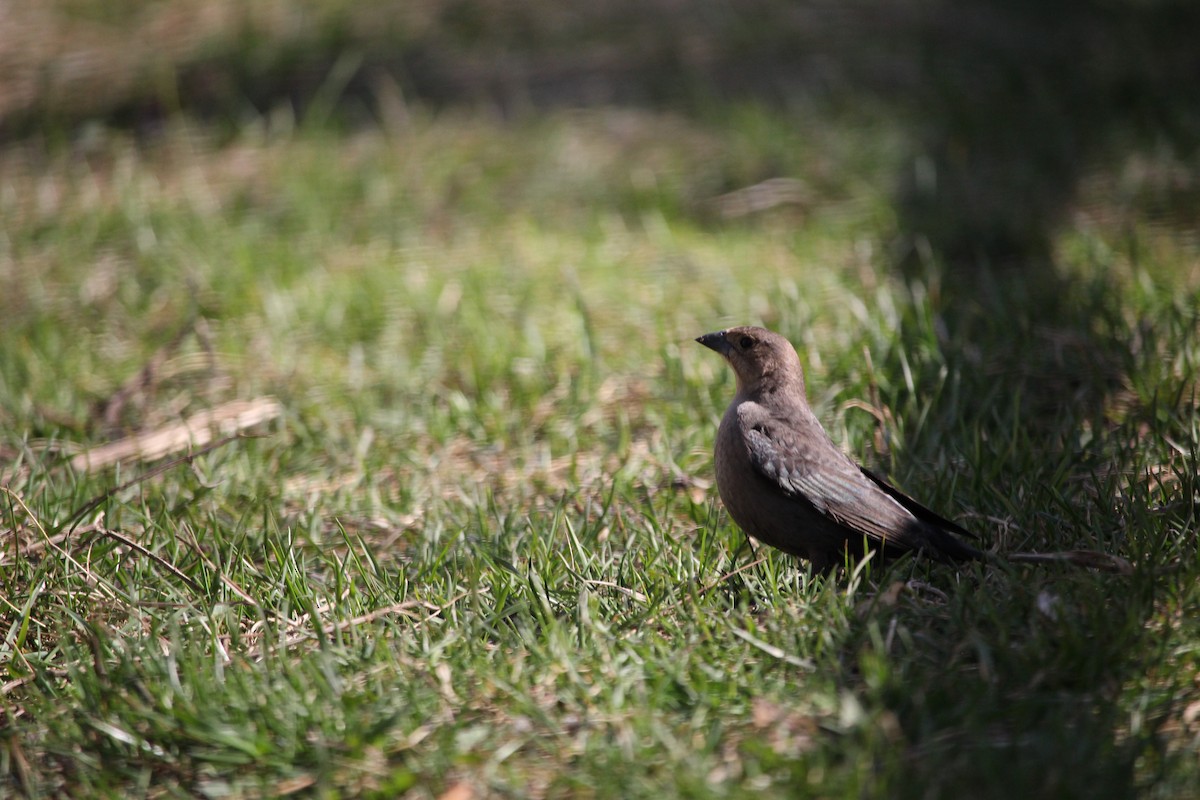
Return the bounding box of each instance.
[738,335,754,350]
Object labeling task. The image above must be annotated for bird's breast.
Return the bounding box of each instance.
[713,404,758,524]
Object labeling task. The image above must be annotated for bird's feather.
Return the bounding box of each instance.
[743,417,932,550]
[857,466,979,540]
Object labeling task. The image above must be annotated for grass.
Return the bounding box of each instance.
[3,21,1200,798]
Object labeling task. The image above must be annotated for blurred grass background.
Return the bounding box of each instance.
[2,1,1199,797]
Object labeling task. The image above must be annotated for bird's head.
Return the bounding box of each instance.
[695,326,806,397]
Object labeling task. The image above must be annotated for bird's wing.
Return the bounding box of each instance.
[742,414,931,550]
[857,466,979,540]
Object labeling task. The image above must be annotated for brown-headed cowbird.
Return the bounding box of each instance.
[697,325,981,574]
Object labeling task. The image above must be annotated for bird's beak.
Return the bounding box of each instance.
[695,330,731,355]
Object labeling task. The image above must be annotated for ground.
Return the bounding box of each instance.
[1,3,1199,798]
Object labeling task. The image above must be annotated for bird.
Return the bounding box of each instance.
[696,325,983,574]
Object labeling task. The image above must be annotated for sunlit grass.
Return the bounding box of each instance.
[2,92,1198,800]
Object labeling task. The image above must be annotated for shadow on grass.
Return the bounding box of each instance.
[848,5,1199,787]
[848,258,1199,796]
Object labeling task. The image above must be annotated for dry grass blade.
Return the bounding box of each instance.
[273,592,471,654]
[178,523,259,607]
[62,432,259,535]
[89,526,204,594]
[70,397,282,471]
[730,627,815,670]
[581,579,650,603]
[708,178,810,219]
[696,555,769,596]
[1007,550,1135,575]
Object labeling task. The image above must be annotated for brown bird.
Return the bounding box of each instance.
[697,325,982,574]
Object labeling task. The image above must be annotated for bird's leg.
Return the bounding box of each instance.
[742,532,758,558]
